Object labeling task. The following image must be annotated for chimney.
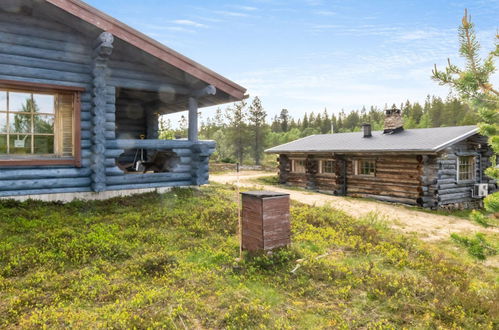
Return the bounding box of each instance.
[362,123,372,138]
[383,107,404,134]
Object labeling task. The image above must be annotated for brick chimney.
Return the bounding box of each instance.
[383,107,404,134]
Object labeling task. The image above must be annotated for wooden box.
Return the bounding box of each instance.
[241,191,291,251]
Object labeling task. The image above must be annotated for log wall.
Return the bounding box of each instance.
[0,6,215,198]
[345,155,423,206]
[0,9,94,197]
[435,135,497,209]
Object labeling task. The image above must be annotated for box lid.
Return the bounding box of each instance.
[241,191,290,198]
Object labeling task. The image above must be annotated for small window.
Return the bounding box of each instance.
[292,159,306,173]
[0,88,78,160]
[0,82,82,166]
[457,156,475,181]
[354,159,375,176]
[321,160,334,174]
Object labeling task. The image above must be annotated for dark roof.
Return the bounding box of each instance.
[265,125,479,154]
[45,0,246,100]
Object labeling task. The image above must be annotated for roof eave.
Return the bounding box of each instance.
[432,128,479,152]
[45,0,247,100]
[265,149,438,154]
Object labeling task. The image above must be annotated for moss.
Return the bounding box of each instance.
[0,184,497,328]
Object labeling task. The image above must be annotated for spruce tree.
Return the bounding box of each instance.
[225,101,248,164]
[433,9,498,215]
[247,97,267,165]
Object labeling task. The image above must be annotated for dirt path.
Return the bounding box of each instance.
[210,171,499,242]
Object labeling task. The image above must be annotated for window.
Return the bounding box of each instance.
[354,159,376,176]
[0,81,82,165]
[457,156,475,181]
[320,160,335,174]
[291,159,306,173]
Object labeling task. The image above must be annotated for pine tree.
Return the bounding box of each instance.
[433,9,499,215]
[247,97,267,165]
[279,109,290,132]
[225,101,248,164]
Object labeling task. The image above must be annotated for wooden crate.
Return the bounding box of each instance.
[241,191,290,251]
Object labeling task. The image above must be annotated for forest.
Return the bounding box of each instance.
[160,95,480,165]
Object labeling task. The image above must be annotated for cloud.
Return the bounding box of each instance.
[314,10,336,16]
[164,26,196,33]
[172,19,207,28]
[214,10,250,17]
[230,5,258,11]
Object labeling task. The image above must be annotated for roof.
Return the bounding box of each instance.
[265,125,479,154]
[45,0,247,100]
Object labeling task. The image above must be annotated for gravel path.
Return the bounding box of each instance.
[210,171,498,242]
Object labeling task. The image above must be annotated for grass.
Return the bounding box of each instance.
[0,185,498,328]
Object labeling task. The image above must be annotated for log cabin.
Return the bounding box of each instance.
[266,109,497,209]
[0,0,246,201]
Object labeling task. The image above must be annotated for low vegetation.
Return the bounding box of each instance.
[0,185,497,328]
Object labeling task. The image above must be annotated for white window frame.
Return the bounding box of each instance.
[353,159,376,177]
[291,158,306,173]
[457,156,476,182]
[319,159,335,175]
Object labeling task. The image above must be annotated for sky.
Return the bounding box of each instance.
[85,0,499,122]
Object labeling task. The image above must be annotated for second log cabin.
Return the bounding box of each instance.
[266,109,497,209]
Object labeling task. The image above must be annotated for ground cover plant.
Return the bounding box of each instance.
[0,185,497,328]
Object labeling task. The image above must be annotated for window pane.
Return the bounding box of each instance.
[0,113,6,133]
[0,91,6,111]
[9,92,32,112]
[34,135,54,154]
[9,113,31,133]
[9,135,31,154]
[34,114,54,134]
[0,135,6,153]
[33,94,55,114]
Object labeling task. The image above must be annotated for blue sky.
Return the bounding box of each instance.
[85,0,498,121]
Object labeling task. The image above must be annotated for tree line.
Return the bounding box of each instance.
[159,94,480,165]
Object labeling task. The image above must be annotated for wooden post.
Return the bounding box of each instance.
[146,109,159,140]
[188,96,198,142]
[188,85,216,142]
[91,32,113,192]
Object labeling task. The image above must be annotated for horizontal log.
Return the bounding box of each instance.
[0,43,89,65]
[0,13,89,44]
[438,187,473,195]
[106,166,124,176]
[109,139,195,150]
[106,172,192,185]
[0,168,91,180]
[0,53,89,75]
[0,177,91,191]
[81,149,124,159]
[347,188,419,199]
[81,131,115,140]
[0,63,91,84]
[81,158,115,167]
[0,75,88,91]
[351,194,418,206]
[438,192,472,202]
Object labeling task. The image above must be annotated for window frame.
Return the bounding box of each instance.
[353,158,376,177]
[456,155,476,182]
[319,159,335,175]
[291,158,306,173]
[0,80,83,167]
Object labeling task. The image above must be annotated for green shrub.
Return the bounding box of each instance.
[470,210,491,227]
[450,233,497,260]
